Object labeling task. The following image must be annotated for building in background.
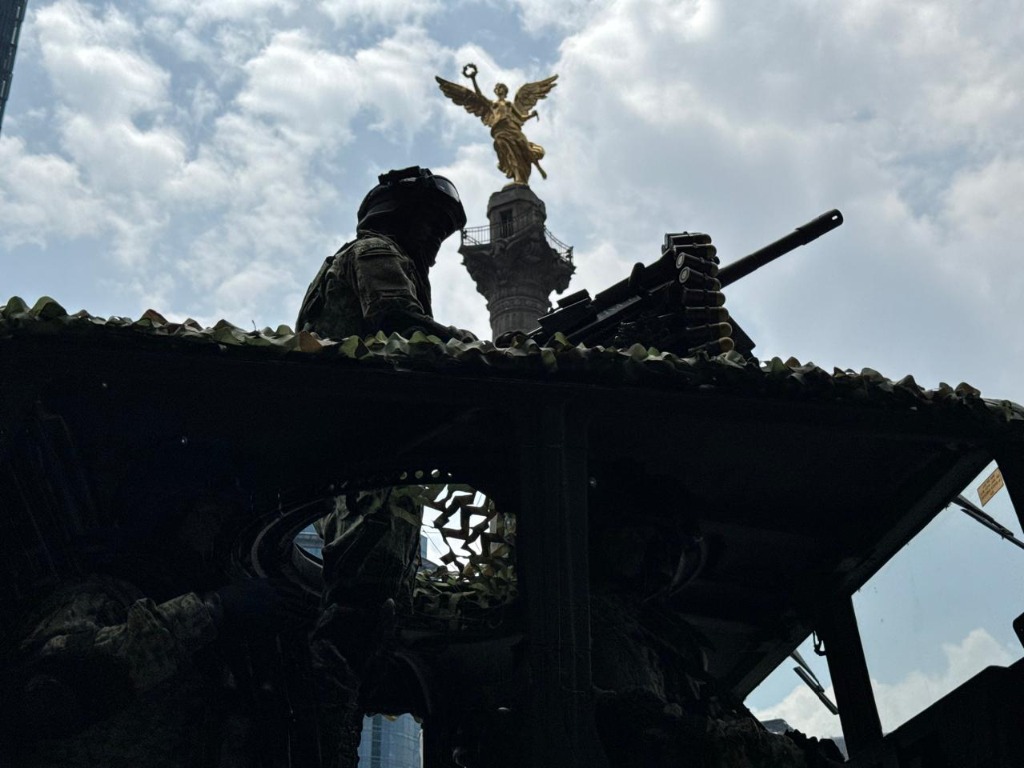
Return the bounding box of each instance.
[358,713,422,768]
[0,0,28,134]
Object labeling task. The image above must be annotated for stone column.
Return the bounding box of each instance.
[460,185,574,339]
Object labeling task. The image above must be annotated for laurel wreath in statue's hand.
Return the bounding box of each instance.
[462,63,478,80]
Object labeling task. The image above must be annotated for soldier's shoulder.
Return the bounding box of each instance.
[347,232,404,256]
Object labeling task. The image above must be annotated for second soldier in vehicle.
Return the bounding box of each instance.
[297,166,476,768]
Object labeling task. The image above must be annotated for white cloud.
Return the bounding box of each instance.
[35,1,168,119]
[429,145,504,337]
[211,260,301,323]
[148,0,298,25]
[508,0,612,33]
[28,0,189,265]
[6,0,1024,391]
[9,2,463,318]
[319,0,441,28]
[60,115,186,192]
[235,25,451,150]
[0,136,104,247]
[871,628,1016,732]
[236,30,364,140]
[917,156,1024,345]
[752,628,1017,738]
[944,157,1024,254]
[752,679,842,742]
[141,0,296,76]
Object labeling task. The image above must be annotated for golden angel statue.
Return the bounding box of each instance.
[436,64,558,187]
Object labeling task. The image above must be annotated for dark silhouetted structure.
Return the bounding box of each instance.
[0,0,28,134]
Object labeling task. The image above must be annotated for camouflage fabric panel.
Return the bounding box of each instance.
[312,494,351,542]
[309,603,365,768]
[19,575,142,653]
[296,234,430,341]
[348,235,431,321]
[704,718,811,767]
[27,580,217,692]
[93,592,217,690]
[319,488,421,615]
[296,247,366,340]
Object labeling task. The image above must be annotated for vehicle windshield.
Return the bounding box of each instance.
[746,460,1024,749]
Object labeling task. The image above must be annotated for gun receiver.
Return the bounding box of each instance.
[528,209,843,356]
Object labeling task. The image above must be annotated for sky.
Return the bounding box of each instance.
[3,0,1024,743]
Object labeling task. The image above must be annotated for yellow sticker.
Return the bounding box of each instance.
[978,467,1005,507]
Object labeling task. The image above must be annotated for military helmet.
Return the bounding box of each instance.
[356,166,467,241]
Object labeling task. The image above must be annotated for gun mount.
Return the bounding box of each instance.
[530,209,843,357]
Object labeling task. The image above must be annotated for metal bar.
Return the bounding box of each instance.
[990,446,1024,538]
[516,402,607,767]
[816,594,883,758]
[794,667,840,716]
[544,227,574,263]
[955,495,1024,552]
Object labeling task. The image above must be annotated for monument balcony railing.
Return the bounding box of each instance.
[544,229,574,266]
[461,216,574,266]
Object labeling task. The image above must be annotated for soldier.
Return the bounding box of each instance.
[297,166,476,768]
[6,488,313,767]
[296,165,476,344]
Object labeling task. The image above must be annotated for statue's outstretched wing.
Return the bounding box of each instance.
[435,76,491,120]
[513,74,558,114]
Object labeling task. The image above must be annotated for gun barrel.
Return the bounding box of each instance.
[717,209,843,288]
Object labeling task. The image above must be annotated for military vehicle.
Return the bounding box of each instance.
[2,213,1022,766]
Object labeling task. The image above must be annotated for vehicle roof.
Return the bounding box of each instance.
[4,295,1023,699]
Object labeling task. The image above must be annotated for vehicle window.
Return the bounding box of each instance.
[747,461,1024,745]
[851,461,1023,732]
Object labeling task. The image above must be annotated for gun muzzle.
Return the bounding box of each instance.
[718,209,843,288]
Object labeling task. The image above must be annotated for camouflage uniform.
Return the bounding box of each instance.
[297,231,433,341]
[18,575,217,698]
[7,575,221,766]
[298,233,431,768]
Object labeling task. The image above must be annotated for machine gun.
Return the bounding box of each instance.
[528,209,844,357]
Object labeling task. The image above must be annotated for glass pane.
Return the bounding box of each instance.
[747,461,1024,749]
[746,635,846,757]
[852,461,1024,733]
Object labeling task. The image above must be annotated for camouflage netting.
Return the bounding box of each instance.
[418,489,514,616]
[9,295,1024,629]
[4,295,1024,429]
[374,484,516,628]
